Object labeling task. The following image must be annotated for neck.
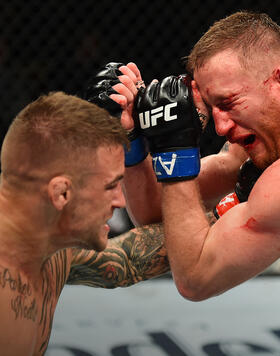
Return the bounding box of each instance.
[0,190,62,277]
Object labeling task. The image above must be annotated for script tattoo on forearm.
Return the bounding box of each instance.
[0,265,38,322]
[67,224,169,288]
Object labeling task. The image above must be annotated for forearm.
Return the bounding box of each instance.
[123,156,162,226]
[198,154,237,210]
[162,181,212,300]
[67,224,169,288]
[123,142,247,226]
[162,176,280,300]
[198,143,248,210]
[162,180,249,301]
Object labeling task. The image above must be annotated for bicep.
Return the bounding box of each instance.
[202,165,280,286]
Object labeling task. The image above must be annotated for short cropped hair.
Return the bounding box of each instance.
[186,11,280,75]
[1,91,128,179]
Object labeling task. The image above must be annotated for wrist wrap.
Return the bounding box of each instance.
[125,134,148,167]
[152,147,200,181]
[213,192,240,219]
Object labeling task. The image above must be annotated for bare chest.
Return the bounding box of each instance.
[0,250,70,355]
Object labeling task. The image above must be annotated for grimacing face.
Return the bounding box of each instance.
[64,144,125,251]
[194,49,280,170]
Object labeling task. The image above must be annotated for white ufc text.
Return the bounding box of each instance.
[139,102,178,129]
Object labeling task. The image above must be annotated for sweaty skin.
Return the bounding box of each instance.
[0,224,167,355]
[161,49,280,301]
[0,133,168,355]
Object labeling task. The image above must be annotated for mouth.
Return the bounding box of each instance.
[105,216,113,229]
[101,222,110,234]
[243,134,256,147]
[230,134,256,147]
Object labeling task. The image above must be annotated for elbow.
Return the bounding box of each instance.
[175,279,215,302]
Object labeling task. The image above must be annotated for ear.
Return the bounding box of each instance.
[272,67,280,84]
[48,176,72,211]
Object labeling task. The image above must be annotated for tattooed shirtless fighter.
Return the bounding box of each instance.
[0,92,168,355]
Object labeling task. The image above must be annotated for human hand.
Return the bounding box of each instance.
[85,62,148,166]
[85,62,144,130]
[111,62,144,130]
[85,62,123,116]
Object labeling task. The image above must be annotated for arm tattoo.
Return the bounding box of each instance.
[67,224,169,288]
[39,249,69,354]
[206,211,218,226]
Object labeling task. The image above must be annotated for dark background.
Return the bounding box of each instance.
[1,0,278,155]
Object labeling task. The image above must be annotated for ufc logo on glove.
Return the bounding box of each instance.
[133,75,203,181]
[139,103,178,128]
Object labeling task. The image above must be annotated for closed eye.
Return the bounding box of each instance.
[105,174,124,190]
[217,102,235,111]
[105,183,118,190]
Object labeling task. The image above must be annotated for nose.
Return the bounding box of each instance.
[212,107,235,137]
[113,183,126,209]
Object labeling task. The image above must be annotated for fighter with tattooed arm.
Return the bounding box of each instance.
[0,92,168,355]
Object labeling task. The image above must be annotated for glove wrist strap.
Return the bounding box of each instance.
[213,192,240,219]
[125,135,148,167]
[152,148,200,181]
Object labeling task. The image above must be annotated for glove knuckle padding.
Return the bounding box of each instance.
[96,62,123,80]
[140,81,160,107]
[135,75,201,145]
[85,62,124,118]
[94,79,120,91]
[235,159,263,202]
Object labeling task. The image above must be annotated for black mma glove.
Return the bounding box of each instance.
[133,75,202,181]
[85,62,123,117]
[214,159,263,218]
[85,62,148,166]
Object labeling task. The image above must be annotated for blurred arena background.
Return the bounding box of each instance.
[0,0,278,235]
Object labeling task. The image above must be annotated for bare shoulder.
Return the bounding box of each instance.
[248,159,280,230]
[250,158,280,196]
[45,248,72,284]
